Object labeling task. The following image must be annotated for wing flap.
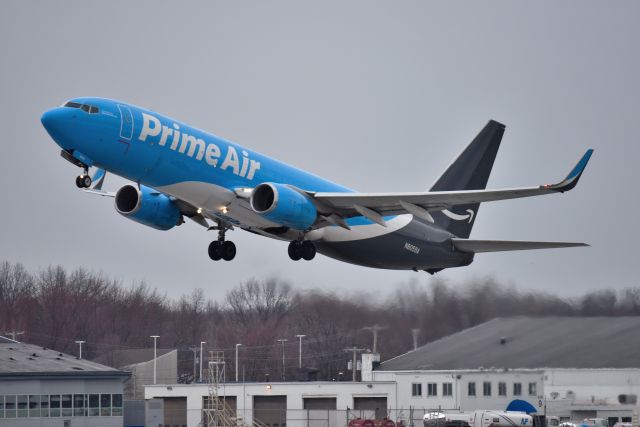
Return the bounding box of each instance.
[451,238,589,253]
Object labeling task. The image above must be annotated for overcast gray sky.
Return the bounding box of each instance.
[0,1,637,299]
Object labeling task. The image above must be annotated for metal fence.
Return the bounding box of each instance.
[150,408,455,427]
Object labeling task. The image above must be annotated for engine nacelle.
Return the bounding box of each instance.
[250,183,317,230]
[115,184,182,231]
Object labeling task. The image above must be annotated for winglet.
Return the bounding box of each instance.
[547,149,593,193]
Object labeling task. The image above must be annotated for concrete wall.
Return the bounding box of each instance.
[125,349,177,399]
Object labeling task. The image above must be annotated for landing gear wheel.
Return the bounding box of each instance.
[288,241,302,261]
[208,241,222,261]
[301,241,316,261]
[75,174,92,188]
[221,241,236,261]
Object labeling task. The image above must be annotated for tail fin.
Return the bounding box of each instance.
[429,120,505,238]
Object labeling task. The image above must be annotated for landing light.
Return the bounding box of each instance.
[220,206,228,214]
[197,208,203,214]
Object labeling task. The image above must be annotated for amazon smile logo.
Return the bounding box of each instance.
[442,209,475,223]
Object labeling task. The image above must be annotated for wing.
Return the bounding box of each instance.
[451,239,588,253]
[310,149,593,227]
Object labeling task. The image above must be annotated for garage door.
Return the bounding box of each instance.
[304,398,337,410]
[304,398,338,427]
[353,397,387,419]
[254,396,287,427]
[163,397,186,427]
[202,396,237,426]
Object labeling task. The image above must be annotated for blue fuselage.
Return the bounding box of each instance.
[41,97,472,271]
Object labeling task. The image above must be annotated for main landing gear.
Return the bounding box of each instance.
[208,223,236,261]
[75,169,92,188]
[288,240,316,261]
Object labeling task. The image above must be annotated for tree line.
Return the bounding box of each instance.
[1,260,639,381]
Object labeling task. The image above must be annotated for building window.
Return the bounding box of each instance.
[61,394,72,417]
[498,382,507,396]
[29,395,40,418]
[17,395,28,418]
[100,394,111,416]
[50,395,61,417]
[412,383,422,397]
[112,394,123,416]
[40,395,49,417]
[513,383,522,396]
[73,394,85,417]
[5,395,16,418]
[89,394,99,417]
[443,383,453,396]
[427,383,437,396]
[528,382,537,396]
[468,382,476,396]
[483,382,492,396]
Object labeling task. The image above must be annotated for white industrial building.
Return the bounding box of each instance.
[146,381,398,427]
[0,335,129,427]
[142,316,640,427]
[369,317,640,424]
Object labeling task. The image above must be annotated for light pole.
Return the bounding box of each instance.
[363,325,386,354]
[295,335,306,369]
[411,328,420,350]
[235,343,242,382]
[150,335,160,385]
[199,341,206,382]
[75,340,86,359]
[277,339,288,381]
[189,347,198,382]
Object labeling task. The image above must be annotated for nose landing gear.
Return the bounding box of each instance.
[208,222,236,261]
[288,240,316,261]
[75,169,92,189]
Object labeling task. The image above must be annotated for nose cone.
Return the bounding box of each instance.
[41,107,70,148]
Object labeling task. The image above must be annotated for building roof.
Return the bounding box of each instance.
[0,337,129,379]
[92,348,175,369]
[378,316,640,371]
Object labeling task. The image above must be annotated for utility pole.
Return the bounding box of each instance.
[295,334,306,369]
[75,340,86,359]
[189,347,199,383]
[363,325,386,353]
[344,347,365,382]
[199,341,206,382]
[150,335,160,385]
[235,343,242,382]
[277,338,288,381]
[411,328,421,350]
[4,331,24,341]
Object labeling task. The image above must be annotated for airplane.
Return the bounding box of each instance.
[41,98,593,274]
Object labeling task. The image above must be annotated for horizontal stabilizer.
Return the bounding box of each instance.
[451,238,588,253]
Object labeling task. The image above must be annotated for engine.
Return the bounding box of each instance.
[115,184,182,231]
[250,183,317,230]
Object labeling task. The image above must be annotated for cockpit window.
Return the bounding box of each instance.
[63,101,99,114]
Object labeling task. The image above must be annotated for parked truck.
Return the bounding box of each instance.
[424,411,534,427]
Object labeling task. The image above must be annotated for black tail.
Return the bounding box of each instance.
[429,120,505,238]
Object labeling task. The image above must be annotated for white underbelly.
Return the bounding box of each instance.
[156,181,413,243]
